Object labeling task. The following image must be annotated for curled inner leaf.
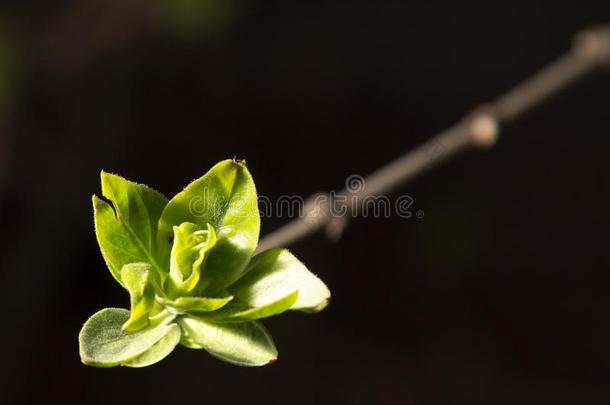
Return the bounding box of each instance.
[121,263,156,332]
[166,222,217,297]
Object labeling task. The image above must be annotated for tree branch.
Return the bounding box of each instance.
[256,25,610,253]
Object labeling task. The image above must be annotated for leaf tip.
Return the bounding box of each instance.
[315,297,331,312]
[92,194,117,218]
[231,156,246,166]
[100,170,118,198]
[99,170,115,190]
[91,194,104,207]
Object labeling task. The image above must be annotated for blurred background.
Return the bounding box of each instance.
[1,1,609,404]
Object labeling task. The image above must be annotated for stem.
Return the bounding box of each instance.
[256,25,610,253]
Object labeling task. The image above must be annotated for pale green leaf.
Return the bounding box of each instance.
[228,248,330,313]
[204,290,298,322]
[178,315,277,367]
[166,222,217,297]
[93,171,169,286]
[157,294,233,314]
[121,263,155,332]
[79,308,176,367]
[124,323,181,368]
[158,160,260,294]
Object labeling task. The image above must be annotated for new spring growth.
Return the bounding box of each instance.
[79,160,330,367]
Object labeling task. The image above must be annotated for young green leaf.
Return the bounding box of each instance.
[124,323,181,368]
[93,172,169,286]
[166,222,217,297]
[178,315,277,367]
[203,290,299,322]
[158,160,260,294]
[79,308,176,367]
[121,263,156,332]
[227,248,330,314]
[157,295,233,314]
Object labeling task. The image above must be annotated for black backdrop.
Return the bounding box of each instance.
[1,1,609,404]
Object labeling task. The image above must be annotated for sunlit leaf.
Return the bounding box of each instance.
[93,172,169,286]
[228,248,330,313]
[158,160,260,294]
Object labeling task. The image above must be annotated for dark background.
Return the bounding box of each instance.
[1,1,609,404]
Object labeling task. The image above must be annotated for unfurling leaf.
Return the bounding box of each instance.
[166,222,217,297]
[120,263,156,332]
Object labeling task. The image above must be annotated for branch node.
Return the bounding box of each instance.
[303,192,331,226]
[257,26,602,251]
[573,25,610,69]
[465,106,500,149]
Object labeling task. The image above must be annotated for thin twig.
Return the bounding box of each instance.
[256,25,610,253]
